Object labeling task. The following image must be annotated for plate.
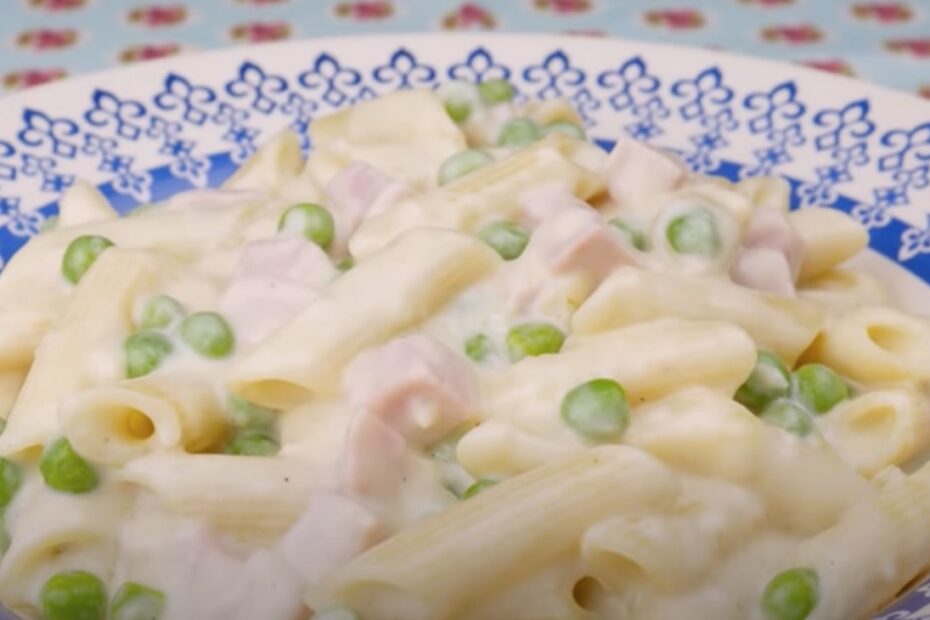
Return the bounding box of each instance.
[0,33,928,619]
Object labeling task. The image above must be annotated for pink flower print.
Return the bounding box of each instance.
[884,38,930,57]
[851,2,913,23]
[644,8,706,30]
[16,28,78,51]
[128,4,189,27]
[3,68,68,90]
[441,3,496,30]
[761,24,824,44]
[28,0,87,11]
[119,43,182,63]
[799,58,856,76]
[333,1,394,20]
[230,21,292,43]
[533,0,593,14]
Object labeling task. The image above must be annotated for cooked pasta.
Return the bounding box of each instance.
[0,84,927,620]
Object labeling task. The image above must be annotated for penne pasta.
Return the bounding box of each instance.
[60,373,228,465]
[790,207,869,281]
[307,446,681,619]
[572,266,824,364]
[119,453,318,545]
[0,250,165,456]
[803,306,930,384]
[56,179,117,229]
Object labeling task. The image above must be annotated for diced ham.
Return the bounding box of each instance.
[730,206,804,296]
[275,491,384,585]
[741,206,803,277]
[340,412,408,498]
[116,515,308,620]
[529,207,638,282]
[517,182,591,228]
[233,237,336,287]
[604,137,686,208]
[730,247,796,297]
[219,238,336,345]
[343,334,476,446]
[325,162,414,254]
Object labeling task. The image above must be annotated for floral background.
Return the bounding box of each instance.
[0,0,928,98]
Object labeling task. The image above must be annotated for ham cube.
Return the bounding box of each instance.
[742,206,803,278]
[275,490,384,585]
[730,246,796,297]
[220,238,336,345]
[529,208,638,282]
[341,412,408,498]
[325,162,413,254]
[343,335,476,446]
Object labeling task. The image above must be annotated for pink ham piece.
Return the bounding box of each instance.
[730,247,796,297]
[275,490,384,585]
[604,136,686,207]
[529,207,638,282]
[325,162,413,254]
[219,237,336,345]
[730,206,803,296]
[341,412,408,498]
[343,334,477,447]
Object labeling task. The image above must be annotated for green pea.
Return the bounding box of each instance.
[463,479,498,499]
[61,235,114,284]
[762,568,819,620]
[478,78,514,105]
[0,514,9,554]
[477,220,529,260]
[180,312,235,359]
[560,378,630,441]
[227,393,277,429]
[444,98,472,124]
[464,333,493,363]
[506,323,565,361]
[438,149,493,186]
[139,295,186,330]
[314,609,361,620]
[794,364,848,415]
[543,120,586,140]
[278,203,335,249]
[124,332,173,379]
[608,217,647,251]
[665,208,721,258]
[41,570,106,620]
[0,458,22,508]
[225,428,280,457]
[336,256,355,272]
[759,400,814,438]
[496,119,541,147]
[40,438,98,494]
[110,581,166,620]
[735,351,792,413]
[39,215,59,234]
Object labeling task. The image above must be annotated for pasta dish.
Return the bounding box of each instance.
[0,79,928,620]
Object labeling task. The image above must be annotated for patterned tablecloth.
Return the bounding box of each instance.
[0,0,928,98]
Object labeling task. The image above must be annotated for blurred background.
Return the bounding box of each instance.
[1,0,928,98]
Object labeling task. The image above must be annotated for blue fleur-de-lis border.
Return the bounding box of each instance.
[1,45,929,286]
